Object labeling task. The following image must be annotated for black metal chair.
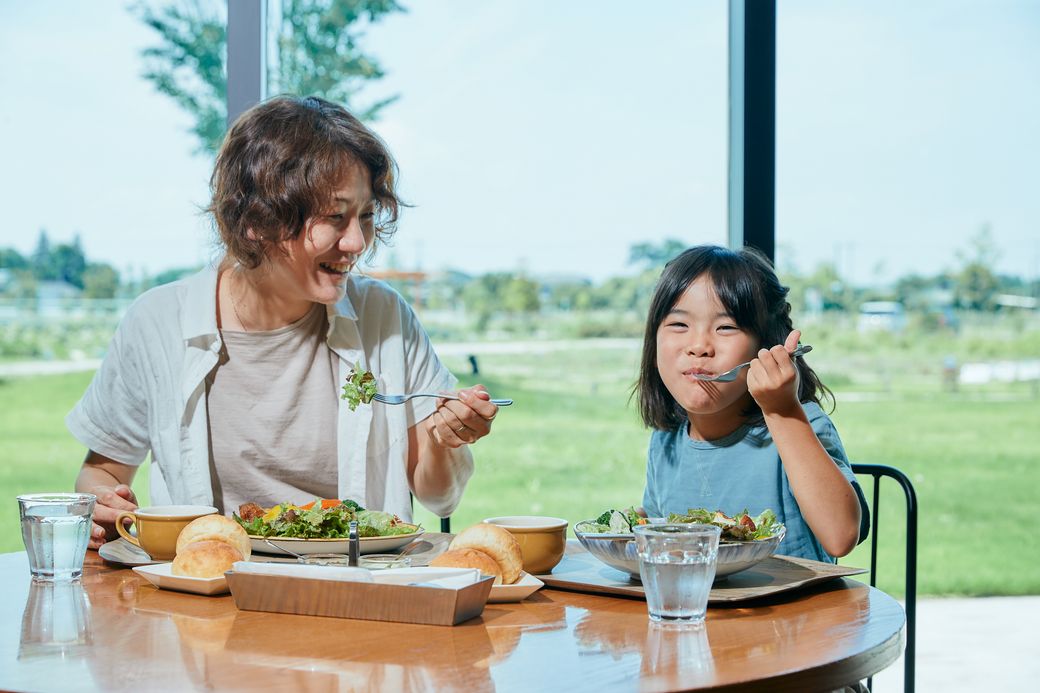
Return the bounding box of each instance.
[850,463,918,693]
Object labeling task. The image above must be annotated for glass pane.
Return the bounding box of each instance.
[776,0,1039,623]
[267,0,728,281]
[777,1,1039,287]
[0,2,222,290]
[0,2,227,510]
[264,1,729,531]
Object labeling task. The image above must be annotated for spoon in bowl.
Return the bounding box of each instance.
[693,345,813,383]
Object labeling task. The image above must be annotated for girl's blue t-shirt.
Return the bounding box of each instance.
[641,402,866,563]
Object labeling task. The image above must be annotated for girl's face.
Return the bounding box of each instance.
[655,275,761,425]
[267,163,375,305]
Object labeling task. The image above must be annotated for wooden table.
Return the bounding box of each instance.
[0,548,904,692]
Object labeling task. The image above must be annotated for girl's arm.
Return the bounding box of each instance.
[761,409,861,556]
[748,331,861,557]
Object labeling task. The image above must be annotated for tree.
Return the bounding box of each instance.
[628,238,688,270]
[953,225,1000,311]
[51,236,88,288]
[31,230,55,280]
[0,248,27,269]
[82,263,121,299]
[805,262,852,311]
[462,272,513,331]
[502,277,541,314]
[134,0,405,156]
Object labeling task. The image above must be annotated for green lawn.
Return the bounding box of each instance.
[2,343,1038,598]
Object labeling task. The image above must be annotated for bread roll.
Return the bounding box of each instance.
[449,523,523,584]
[171,540,243,578]
[176,514,252,560]
[429,548,504,585]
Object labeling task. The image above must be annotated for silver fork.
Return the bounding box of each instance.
[693,345,813,382]
[373,393,513,406]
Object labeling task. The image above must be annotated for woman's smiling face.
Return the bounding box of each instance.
[655,274,761,423]
[267,162,375,305]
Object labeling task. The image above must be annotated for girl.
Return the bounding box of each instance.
[636,245,867,561]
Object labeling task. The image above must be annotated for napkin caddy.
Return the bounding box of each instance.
[225,569,495,626]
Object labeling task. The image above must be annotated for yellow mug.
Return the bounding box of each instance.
[115,505,218,560]
[483,516,569,574]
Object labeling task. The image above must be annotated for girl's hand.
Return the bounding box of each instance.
[425,385,498,449]
[747,330,803,417]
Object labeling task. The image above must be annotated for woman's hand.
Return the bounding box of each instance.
[84,484,138,549]
[424,385,498,449]
[747,329,803,417]
[77,452,139,550]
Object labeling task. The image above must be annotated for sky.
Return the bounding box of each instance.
[1,1,1037,286]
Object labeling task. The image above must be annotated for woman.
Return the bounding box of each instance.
[70,95,497,549]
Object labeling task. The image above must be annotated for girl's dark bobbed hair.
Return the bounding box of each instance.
[636,245,832,430]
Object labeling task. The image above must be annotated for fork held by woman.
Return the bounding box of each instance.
[374,393,514,406]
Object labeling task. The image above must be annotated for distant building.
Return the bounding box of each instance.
[995,294,1038,310]
[857,301,907,333]
[37,280,82,318]
[37,280,82,301]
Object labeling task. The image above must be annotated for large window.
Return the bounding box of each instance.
[776,1,1040,287]
[266,1,729,282]
[0,2,219,286]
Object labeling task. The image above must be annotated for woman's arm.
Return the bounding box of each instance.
[748,331,861,557]
[75,451,139,549]
[406,386,495,517]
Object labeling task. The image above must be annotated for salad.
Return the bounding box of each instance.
[341,362,377,411]
[576,506,783,543]
[574,508,648,535]
[234,498,416,539]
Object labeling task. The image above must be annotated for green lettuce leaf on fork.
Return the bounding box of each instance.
[341,362,378,411]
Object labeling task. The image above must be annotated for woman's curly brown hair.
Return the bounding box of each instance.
[208,95,401,269]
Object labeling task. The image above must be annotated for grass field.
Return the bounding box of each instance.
[2,341,1038,598]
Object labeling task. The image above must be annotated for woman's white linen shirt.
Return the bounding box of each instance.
[66,267,463,520]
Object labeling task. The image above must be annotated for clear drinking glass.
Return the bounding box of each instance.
[634,524,721,626]
[17,493,96,582]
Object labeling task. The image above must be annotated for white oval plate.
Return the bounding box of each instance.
[249,525,424,556]
[488,572,544,603]
[133,562,229,596]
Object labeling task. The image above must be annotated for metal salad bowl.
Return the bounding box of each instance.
[574,522,787,580]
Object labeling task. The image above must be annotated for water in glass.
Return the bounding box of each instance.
[639,553,716,622]
[634,524,721,625]
[18,494,95,582]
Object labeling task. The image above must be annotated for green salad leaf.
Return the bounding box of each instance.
[341,362,378,411]
[575,507,649,535]
[666,508,783,541]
